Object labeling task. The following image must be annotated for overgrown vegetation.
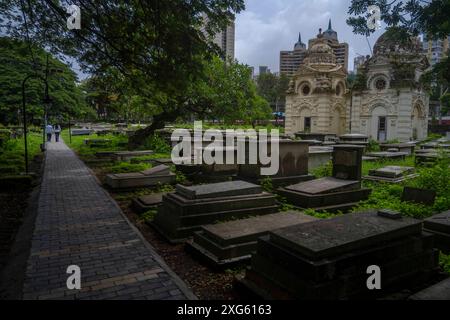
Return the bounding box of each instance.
[0,130,42,176]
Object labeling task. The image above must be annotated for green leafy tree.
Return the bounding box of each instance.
[0,37,87,124]
[256,72,290,112]
[0,0,245,147]
[185,56,272,125]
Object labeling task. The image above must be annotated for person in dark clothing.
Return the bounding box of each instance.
[54,124,61,142]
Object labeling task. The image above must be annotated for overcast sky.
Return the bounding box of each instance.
[235,0,386,73]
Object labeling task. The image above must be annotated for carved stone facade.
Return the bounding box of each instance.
[285,29,430,142]
[350,31,430,142]
[285,30,348,136]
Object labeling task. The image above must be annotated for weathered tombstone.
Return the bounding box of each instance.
[152,180,279,243]
[295,133,336,142]
[365,151,408,161]
[278,145,370,212]
[132,192,166,214]
[424,210,450,253]
[401,187,436,206]
[363,166,417,183]
[113,150,153,161]
[188,211,318,268]
[71,128,93,136]
[238,210,439,300]
[379,142,416,155]
[104,164,176,189]
[337,134,369,150]
[238,139,314,187]
[409,278,450,300]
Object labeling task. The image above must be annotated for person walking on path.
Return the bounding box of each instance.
[45,124,53,142]
[54,124,61,142]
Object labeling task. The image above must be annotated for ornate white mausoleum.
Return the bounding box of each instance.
[285,29,430,142]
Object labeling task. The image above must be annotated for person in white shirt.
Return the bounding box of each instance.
[45,124,53,142]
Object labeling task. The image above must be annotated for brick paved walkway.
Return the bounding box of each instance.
[22,140,195,300]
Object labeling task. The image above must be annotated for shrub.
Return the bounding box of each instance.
[144,134,171,153]
[312,160,332,178]
[439,252,450,275]
[366,139,380,152]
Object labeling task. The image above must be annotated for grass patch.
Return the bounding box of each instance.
[0,131,42,176]
[61,129,128,159]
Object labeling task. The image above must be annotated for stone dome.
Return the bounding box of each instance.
[373,30,421,56]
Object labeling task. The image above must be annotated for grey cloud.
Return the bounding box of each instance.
[236,0,386,72]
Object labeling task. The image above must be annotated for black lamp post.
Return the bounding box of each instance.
[22,74,49,174]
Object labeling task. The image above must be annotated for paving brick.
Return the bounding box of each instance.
[22,140,193,300]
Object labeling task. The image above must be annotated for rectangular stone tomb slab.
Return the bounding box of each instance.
[105,171,176,189]
[188,212,317,266]
[152,190,279,242]
[131,192,165,214]
[364,166,417,182]
[176,180,262,200]
[113,150,153,161]
[409,277,450,300]
[285,177,360,195]
[142,164,171,175]
[365,152,408,159]
[424,210,450,253]
[270,211,422,260]
[368,166,414,178]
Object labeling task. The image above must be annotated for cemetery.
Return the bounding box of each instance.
[1,0,450,302]
[2,120,449,301]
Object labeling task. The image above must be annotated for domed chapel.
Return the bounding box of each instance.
[285,28,430,142]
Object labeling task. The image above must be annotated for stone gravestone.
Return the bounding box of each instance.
[401,186,436,205]
[424,210,450,253]
[152,180,279,243]
[278,145,370,212]
[132,192,165,214]
[363,166,417,183]
[238,139,314,187]
[365,151,408,161]
[187,211,318,268]
[332,145,364,181]
[104,164,176,189]
[238,210,439,300]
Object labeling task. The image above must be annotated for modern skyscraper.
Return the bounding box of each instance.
[280,33,307,77]
[201,14,235,60]
[259,66,270,75]
[212,20,235,60]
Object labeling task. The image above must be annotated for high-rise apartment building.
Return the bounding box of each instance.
[280,33,307,77]
[201,14,235,60]
[423,34,450,66]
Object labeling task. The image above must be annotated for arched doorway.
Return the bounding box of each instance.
[370,105,388,141]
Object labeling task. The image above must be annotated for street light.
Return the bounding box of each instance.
[22,74,49,174]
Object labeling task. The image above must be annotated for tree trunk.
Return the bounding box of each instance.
[127,110,177,150]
